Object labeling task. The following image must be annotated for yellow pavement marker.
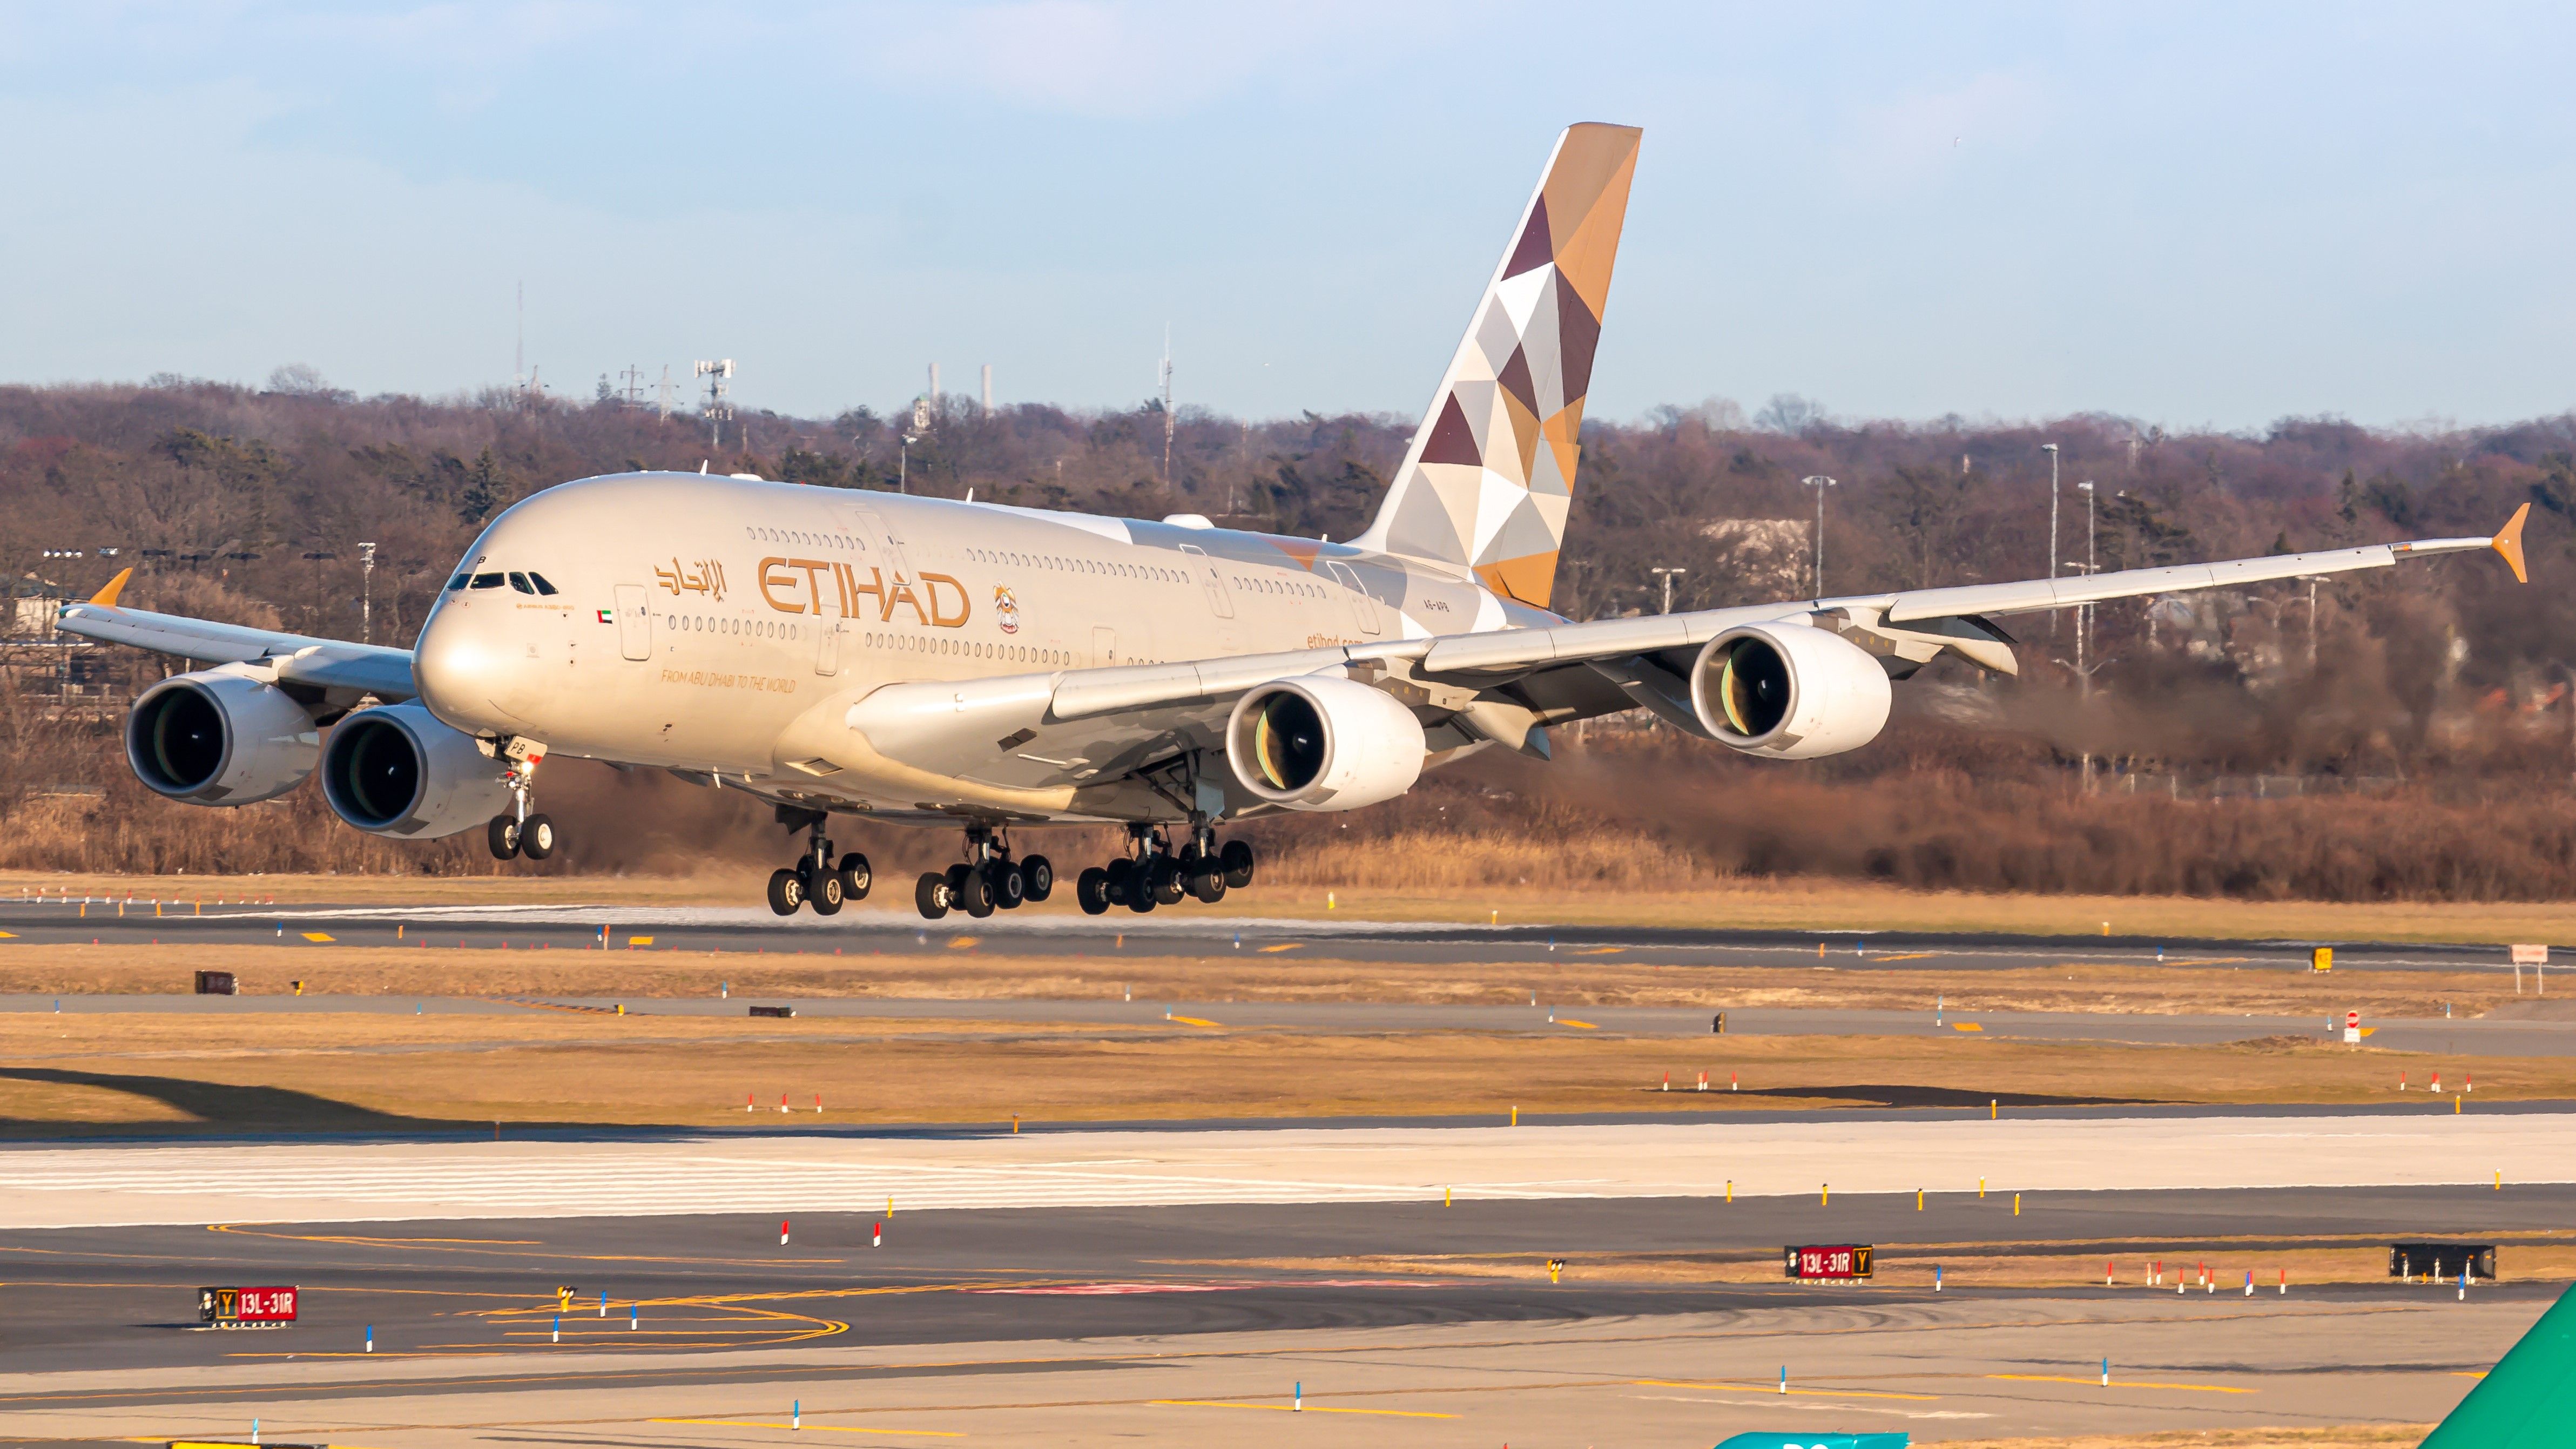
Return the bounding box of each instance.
[947,936,980,949]
[1868,952,1939,962]
[625,936,655,946]
[1257,942,1302,953]
[300,932,335,942]
[1152,1400,1454,1418]
[1988,1373,2250,1394]
[1557,1018,1600,1030]
[1952,1022,1984,1032]
[1575,946,1624,955]
[1166,1015,1223,1028]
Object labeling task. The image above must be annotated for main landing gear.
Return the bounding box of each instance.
[767,807,871,916]
[914,825,1053,921]
[485,745,554,861]
[1073,825,1255,916]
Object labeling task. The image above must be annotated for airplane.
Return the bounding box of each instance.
[58,123,2530,924]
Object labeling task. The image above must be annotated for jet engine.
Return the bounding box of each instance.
[124,666,320,805]
[1690,622,1893,759]
[1224,675,1426,811]
[319,702,512,839]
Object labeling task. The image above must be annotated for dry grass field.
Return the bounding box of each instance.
[5,1003,2573,1136]
[15,867,2576,942]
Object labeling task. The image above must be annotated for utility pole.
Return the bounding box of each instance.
[1649,567,1688,615]
[359,542,376,643]
[1159,327,1175,487]
[1800,476,1837,596]
[2042,442,2061,636]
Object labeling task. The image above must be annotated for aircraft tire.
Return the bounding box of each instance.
[809,868,844,916]
[1220,839,1255,889]
[1103,858,1134,904]
[487,815,521,860]
[1149,855,1187,906]
[837,852,872,902]
[1020,854,1054,902]
[520,814,556,861]
[957,865,995,919]
[1075,866,1110,915]
[914,871,950,920]
[766,867,804,916]
[1189,860,1226,905]
[987,860,1025,909]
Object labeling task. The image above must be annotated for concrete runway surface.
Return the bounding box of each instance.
[2,894,2559,975]
[0,1187,2562,1445]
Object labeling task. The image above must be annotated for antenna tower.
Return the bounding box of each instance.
[693,359,736,449]
[620,364,648,408]
[1159,326,1175,484]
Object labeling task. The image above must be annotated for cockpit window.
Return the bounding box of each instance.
[469,573,505,589]
[445,574,470,591]
[528,572,559,596]
[507,572,535,594]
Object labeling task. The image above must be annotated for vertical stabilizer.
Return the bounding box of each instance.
[1355,123,1642,610]
[2420,1282,2576,1447]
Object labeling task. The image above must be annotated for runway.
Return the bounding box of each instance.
[0,894,2552,975]
[7,1111,2573,1229]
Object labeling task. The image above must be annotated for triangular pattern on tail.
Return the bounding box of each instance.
[1357,123,1641,610]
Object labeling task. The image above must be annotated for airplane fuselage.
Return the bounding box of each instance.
[412,472,1539,821]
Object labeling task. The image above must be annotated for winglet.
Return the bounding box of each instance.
[87,567,133,608]
[2493,502,2531,584]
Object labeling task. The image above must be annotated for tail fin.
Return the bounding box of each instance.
[1356,122,1642,610]
[2420,1280,2576,1447]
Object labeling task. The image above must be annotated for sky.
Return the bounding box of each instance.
[4,2,2573,432]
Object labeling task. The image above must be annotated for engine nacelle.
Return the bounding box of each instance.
[1690,622,1893,760]
[1224,675,1426,811]
[320,702,512,839]
[124,666,319,805]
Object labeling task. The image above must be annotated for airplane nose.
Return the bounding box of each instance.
[412,599,514,733]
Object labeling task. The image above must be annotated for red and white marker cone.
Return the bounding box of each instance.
[780,1219,790,1246]
[872,1222,882,1248]
[1697,1070,1708,1092]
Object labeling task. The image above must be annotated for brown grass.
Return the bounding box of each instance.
[0,942,2539,1021]
[7,1009,2575,1136]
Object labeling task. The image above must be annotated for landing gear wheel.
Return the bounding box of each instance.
[520,813,556,861]
[1075,866,1110,915]
[914,870,950,920]
[1149,854,1186,906]
[766,867,805,916]
[1220,839,1255,889]
[1189,859,1227,905]
[986,860,1026,910]
[487,815,521,860]
[808,868,844,915]
[837,852,872,902]
[1128,859,1162,914]
[1103,858,1134,905]
[956,863,995,919]
[1020,854,1054,902]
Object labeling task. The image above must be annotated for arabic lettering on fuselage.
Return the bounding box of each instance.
[653,558,729,600]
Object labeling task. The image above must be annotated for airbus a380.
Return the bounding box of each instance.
[60,123,2529,922]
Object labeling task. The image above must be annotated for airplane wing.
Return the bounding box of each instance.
[845,508,2529,791]
[52,569,417,702]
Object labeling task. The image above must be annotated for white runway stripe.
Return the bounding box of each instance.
[7,1114,2573,1229]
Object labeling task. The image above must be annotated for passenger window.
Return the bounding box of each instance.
[508,572,535,594]
[446,575,469,591]
[528,572,559,595]
[470,573,504,589]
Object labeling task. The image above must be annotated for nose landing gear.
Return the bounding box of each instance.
[485,742,554,861]
[914,825,1052,921]
[766,806,869,917]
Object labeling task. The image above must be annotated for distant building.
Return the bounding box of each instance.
[8,576,67,639]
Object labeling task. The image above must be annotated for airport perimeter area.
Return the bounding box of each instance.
[5,893,2574,1446]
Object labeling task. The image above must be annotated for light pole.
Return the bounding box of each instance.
[2078,480,2096,666]
[2041,442,2060,635]
[359,542,376,643]
[900,434,916,495]
[1648,567,1688,615]
[1800,475,1836,596]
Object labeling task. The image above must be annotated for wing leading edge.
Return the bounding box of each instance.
[54,569,417,701]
